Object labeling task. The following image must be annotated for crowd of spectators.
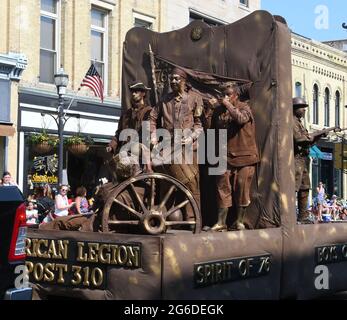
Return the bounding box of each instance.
[307,182,347,223]
[25,184,93,226]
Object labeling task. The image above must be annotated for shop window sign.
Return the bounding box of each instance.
[321,152,332,161]
[28,154,58,186]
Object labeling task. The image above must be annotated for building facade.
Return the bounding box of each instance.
[163,0,260,29]
[0,0,260,194]
[0,53,27,180]
[291,33,347,198]
[323,39,347,53]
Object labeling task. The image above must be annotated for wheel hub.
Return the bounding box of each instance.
[141,210,166,235]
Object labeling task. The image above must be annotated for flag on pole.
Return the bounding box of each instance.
[80,64,104,102]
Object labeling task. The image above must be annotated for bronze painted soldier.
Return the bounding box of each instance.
[150,67,203,218]
[292,97,328,224]
[107,82,152,154]
[211,83,259,231]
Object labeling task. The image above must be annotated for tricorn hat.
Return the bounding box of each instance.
[293,97,308,107]
[171,67,188,79]
[129,82,151,91]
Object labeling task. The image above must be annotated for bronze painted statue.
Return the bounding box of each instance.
[292,97,337,224]
[210,83,259,231]
[107,82,152,154]
[149,67,203,219]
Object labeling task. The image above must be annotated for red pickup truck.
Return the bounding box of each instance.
[0,186,32,299]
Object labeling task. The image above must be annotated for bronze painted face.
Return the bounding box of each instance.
[224,88,238,104]
[294,106,306,118]
[170,74,185,93]
[131,90,146,105]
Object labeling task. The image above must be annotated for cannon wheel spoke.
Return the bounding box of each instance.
[165,221,196,226]
[149,178,155,210]
[113,198,142,219]
[129,183,148,214]
[159,185,176,209]
[164,199,190,219]
[109,220,139,225]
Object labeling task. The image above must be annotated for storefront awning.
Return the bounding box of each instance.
[309,145,324,159]
[0,124,15,137]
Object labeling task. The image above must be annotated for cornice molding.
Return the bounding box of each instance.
[0,52,27,81]
[291,48,347,72]
[291,33,347,58]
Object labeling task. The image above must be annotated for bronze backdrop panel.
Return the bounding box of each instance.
[122,10,294,230]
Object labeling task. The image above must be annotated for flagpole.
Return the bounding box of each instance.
[64,87,81,117]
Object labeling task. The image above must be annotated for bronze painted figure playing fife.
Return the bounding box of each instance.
[210,83,259,231]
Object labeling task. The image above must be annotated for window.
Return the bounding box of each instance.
[239,0,249,7]
[91,7,108,92]
[133,12,155,30]
[0,137,5,174]
[335,91,340,127]
[0,79,10,122]
[313,84,319,125]
[295,82,302,97]
[189,12,223,26]
[324,87,330,127]
[134,18,153,29]
[40,0,59,84]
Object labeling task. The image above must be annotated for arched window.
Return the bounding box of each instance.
[295,82,302,97]
[324,87,330,127]
[335,91,340,127]
[313,84,319,124]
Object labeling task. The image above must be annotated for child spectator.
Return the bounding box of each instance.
[26,200,39,225]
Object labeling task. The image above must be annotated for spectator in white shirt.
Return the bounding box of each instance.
[54,185,75,218]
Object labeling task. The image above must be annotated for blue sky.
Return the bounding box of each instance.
[261,0,347,41]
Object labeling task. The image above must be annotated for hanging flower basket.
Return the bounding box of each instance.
[28,132,58,155]
[64,135,93,156]
[32,141,53,154]
[67,143,89,156]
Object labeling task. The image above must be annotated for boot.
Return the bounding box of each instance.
[234,207,246,230]
[211,208,228,232]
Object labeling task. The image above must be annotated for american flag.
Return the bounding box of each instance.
[80,64,104,102]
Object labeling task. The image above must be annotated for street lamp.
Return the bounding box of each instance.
[54,67,69,186]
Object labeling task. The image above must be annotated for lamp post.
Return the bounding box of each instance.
[342,133,346,198]
[54,67,69,186]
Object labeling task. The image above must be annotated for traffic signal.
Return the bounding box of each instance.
[334,143,347,170]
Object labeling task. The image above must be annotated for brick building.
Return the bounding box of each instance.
[0,0,260,193]
[291,33,347,198]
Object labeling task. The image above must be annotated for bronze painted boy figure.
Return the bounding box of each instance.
[211,83,259,231]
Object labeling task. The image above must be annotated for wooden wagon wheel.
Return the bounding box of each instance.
[101,173,201,234]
